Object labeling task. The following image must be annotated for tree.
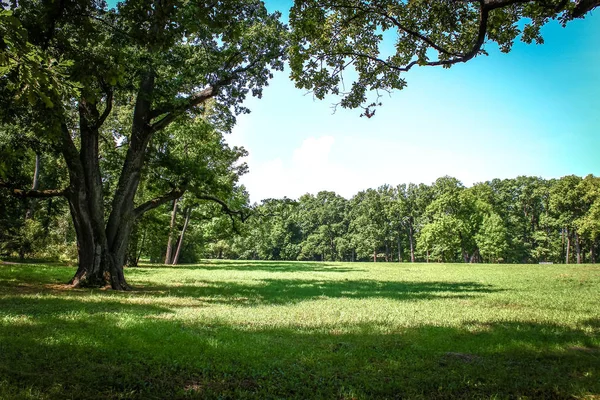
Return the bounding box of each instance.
[0,1,285,289]
[289,0,598,113]
[475,213,509,263]
[297,191,348,261]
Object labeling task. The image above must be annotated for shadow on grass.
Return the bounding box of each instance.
[136,279,501,305]
[134,260,365,273]
[0,294,598,399]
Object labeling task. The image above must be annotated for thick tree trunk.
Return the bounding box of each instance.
[62,95,136,290]
[165,198,178,264]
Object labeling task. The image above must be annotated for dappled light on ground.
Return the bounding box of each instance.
[0,261,599,398]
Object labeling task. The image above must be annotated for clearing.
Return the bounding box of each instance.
[0,261,599,399]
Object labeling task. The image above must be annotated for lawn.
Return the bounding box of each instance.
[0,260,598,399]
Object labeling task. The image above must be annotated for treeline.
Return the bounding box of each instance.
[2,173,599,265]
[227,175,599,264]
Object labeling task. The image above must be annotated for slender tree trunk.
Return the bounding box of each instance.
[574,231,582,264]
[373,249,377,263]
[330,237,335,261]
[426,249,430,263]
[561,228,565,264]
[172,206,191,265]
[591,245,596,264]
[25,153,41,220]
[165,198,178,264]
[137,228,146,266]
[566,228,570,264]
[409,224,415,262]
[397,234,402,263]
[385,242,389,262]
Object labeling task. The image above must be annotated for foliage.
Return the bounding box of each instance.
[288,0,599,113]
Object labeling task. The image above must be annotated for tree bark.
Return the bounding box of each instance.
[24,153,41,220]
[172,206,192,265]
[373,248,377,262]
[165,198,178,264]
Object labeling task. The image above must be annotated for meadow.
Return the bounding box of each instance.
[0,260,598,399]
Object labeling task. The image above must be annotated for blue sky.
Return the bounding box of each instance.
[228,3,600,202]
[108,0,600,201]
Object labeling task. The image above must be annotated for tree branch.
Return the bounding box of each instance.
[195,194,250,221]
[0,182,66,198]
[149,84,221,132]
[148,56,272,132]
[133,187,186,219]
[95,86,113,129]
[572,0,600,17]
[338,3,490,73]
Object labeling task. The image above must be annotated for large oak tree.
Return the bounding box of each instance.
[0,0,285,289]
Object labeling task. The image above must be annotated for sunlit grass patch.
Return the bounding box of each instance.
[0,260,599,399]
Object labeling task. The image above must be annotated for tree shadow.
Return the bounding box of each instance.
[133,260,365,273]
[0,295,597,399]
[135,279,501,306]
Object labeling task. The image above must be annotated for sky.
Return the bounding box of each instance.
[225,1,600,203]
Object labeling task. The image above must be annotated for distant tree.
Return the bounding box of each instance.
[475,213,509,263]
[550,175,586,263]
[349,189,386,261]
[298,191,348,261]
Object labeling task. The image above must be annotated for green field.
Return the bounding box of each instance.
[0,261,599,399]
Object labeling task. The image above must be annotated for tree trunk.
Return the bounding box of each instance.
[373,249,377,263]
[172,206,191,265]
[165,198,178,264]
[63,93,141,290]
[409,224,415,262]
[566,228,570,264]
[426,249,429,263]
[574,231,582,264]
[385,242,389,262]
[126,222,140,267]
[397,234,402,263]
[25,153,41,220]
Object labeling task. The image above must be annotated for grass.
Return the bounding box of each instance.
[0,260,599,399]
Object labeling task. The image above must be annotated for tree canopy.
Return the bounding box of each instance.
[288,0,599,113]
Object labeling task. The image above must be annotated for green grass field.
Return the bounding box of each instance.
[0,260,598,399]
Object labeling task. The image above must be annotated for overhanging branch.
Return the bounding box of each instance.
[133,187,186,219]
